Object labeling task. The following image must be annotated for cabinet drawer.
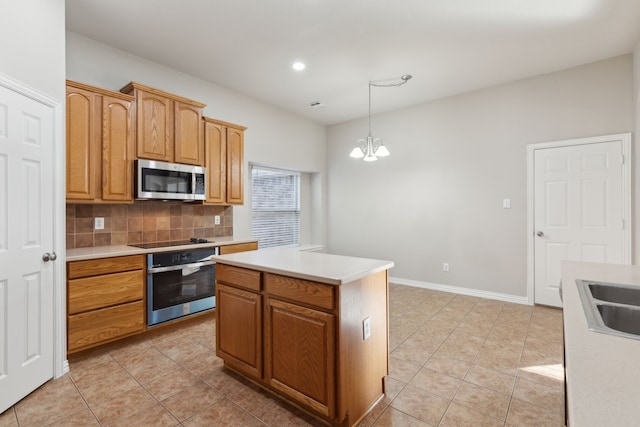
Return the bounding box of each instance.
[68,255,145,279]
[67,300,144,353]
[264,273,334,310]
[68,269,144,315]
[219,242,258,255]
[217,264,261,291]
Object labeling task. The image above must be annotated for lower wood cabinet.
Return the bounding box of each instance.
[219,241,258,255]
[216,283,262,378]
[215,263,389,427]
[265,297,335,417]
[67,255,145,354]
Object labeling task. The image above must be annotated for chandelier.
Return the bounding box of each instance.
[349,74,412,162]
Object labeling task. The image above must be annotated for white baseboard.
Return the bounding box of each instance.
[389,276,529,305]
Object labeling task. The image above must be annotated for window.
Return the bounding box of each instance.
[251,166,300,248]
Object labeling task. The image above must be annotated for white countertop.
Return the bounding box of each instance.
[562,261,640,426]
[66,237,258,261]
[212,248,394,286]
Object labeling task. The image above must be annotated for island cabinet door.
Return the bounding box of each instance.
[216,283,263,379]
[264,297,336,419]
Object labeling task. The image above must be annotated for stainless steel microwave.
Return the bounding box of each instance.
[135,159,206,201]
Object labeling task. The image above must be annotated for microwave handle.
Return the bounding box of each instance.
[148,260,215,274]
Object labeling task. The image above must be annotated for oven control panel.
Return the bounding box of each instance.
[149,247,219,268]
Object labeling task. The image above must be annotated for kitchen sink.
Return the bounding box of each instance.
[576,280,640,340]
[597,305,640,336]
[588,283,640,306]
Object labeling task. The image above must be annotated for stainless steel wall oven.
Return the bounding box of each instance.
[146,246,219,326]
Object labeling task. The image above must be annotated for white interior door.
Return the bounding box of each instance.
[533,137,629,307]
[0,81,55,412]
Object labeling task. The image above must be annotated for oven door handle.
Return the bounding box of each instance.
[147,260,215,274]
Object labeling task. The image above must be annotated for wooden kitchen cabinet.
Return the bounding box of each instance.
[219,241,258,255]
[121,82,205,165]
[215,261,388,426]
[66,80,135,202]
[265,296,335,417]
[263,273,336,416]
[203,117,246,204]
[67,255,145,354]
[216,265,263,378]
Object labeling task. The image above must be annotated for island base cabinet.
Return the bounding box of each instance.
[215,264,389,427]
[216,283,262,379]
[265,298,335,418]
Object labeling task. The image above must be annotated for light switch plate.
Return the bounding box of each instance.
[503,198,511,209]
[214,215,220,225]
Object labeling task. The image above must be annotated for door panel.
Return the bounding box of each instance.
[534,140,624,307]
[102,95,134,201]
[0,83,54,413]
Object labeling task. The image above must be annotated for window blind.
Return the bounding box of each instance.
[251,166,300,248]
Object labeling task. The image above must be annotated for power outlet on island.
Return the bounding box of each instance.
[214,215,220,225]
[362,317,371,340]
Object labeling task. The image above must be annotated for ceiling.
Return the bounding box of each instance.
[65,0,640,125]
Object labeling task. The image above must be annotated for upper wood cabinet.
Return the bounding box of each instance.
[203,117,246,205]
[121,82,205,165]
[66,80,135,203]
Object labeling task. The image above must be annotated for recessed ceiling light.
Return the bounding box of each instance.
[292,62,306,71]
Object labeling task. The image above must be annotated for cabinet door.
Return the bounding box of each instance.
[204,120,226,203]
[265,297,335,418]
[102,95,134,201]
[174,101,203,165]
[226,127,244,204]
[136,90,173,161]
[216,283,262,379]
[66,86,100,201]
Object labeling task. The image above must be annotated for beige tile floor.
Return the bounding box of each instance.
[0,284,565,426]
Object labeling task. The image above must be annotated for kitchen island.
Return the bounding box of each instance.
[212,249,394,427]
[562,261,640,426]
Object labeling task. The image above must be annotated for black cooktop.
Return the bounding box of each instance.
[129,237,212,249]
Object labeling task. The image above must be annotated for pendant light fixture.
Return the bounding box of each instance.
[349,74,412,162]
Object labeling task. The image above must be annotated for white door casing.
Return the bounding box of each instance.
[0,74,63,413]
[527,134,631,307]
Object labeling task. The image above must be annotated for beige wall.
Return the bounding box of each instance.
[0,0,65,100]
[66,32,327,246]
[327,55,634,298]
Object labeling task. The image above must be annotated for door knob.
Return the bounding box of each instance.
[42,252,57,262]
[536,231,544,237]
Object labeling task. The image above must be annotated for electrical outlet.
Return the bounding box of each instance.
[443,262,449,272]
[503,198,511,209]
[95,217,104,230]
[214,215,220,225]
[362,317,371,340]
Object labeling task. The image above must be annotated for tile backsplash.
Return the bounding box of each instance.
[66,202,233,249]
